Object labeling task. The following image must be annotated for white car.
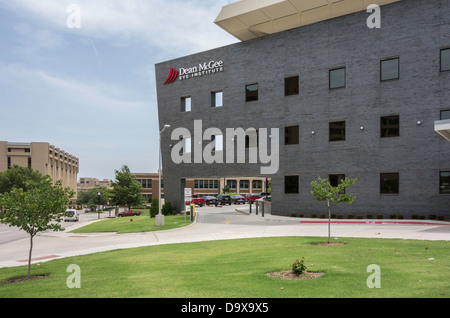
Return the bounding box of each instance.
[64,209,79,222]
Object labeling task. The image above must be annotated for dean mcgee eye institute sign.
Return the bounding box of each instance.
[163,60,224,84]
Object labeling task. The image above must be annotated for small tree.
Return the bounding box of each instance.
[0,176,74,279]
[110,165,143,210]
[311,177,357,244]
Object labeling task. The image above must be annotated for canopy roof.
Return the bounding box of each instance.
[215,0,402,41]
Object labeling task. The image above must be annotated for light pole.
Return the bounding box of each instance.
[156,124,170,226]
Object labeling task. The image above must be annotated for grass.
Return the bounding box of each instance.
[0,237,448,298]
[73,214,192,234]
[71,213,193,234]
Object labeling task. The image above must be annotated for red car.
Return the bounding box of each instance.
[185,194,205,207]
[117,210,141,217]
[244,193,261,203]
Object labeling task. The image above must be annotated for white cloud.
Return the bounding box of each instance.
[2,0,238,53]
[0,63,147,113]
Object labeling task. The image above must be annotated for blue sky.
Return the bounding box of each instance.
[0,0,237,180]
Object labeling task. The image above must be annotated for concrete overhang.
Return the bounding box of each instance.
[435,119,450,142]
[215,0,402,41]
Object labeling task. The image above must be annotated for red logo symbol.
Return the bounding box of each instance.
[163,67,178,84]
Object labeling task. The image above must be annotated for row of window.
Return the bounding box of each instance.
[180,49,450,112]
[180,111,447,153]
[192,179,263,189]
[285,172,450,195]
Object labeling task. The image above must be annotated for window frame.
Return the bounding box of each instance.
[440,48,450,72]
[380,57,400,81]
[285,125,299,145]
[211,90,223,107]
[285,76,299,96]
[245,83,258,102]
[285,175,299,194]
[329,67,346,89]
[440,109,450,120]
[181,96,192,112]
[380,173,399,194]
[440,171,450,194]
[380,115,400,138]
[329,121,346,142]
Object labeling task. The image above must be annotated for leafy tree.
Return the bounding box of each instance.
[311,177,357,244]
[110,165,143,209]
[0,176,74,279]
[77,186,111,209]
[0,165,44,194]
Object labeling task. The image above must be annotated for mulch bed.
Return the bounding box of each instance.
[0,274,51,285]
[267,270,323,280]
[311,242,348,246]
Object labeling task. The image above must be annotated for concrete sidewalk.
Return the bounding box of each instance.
[0,207,449,269]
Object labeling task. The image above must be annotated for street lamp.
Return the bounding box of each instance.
[156,124,171,226]
[97,192,101,219]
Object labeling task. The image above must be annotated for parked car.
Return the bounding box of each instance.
[217,194,232,205]
[117,210,141,217]
[186,194,206,207]
[258,192,271,200]
[64,209,79,222]
[204,196,218,206]
[244,193,261,203]
[231,195,245,204]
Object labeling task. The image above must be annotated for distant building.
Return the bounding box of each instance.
[0,141,79,198]
[133,172,268,203]
[77,177,111,192]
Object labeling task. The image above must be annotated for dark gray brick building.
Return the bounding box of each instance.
[156,0,450,219]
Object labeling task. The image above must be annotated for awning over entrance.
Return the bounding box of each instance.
[215,0,402,41]
[435,119,450,141]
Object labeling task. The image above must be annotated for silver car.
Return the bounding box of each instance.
[64,209,79,222]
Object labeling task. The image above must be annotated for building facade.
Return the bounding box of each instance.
[77,177,111,193]
[156,0,450,218]
[0,142,79,197]
[133,173,267,202]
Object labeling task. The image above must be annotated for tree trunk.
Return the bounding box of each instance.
[28,234,34,279]
[327,200,331,244]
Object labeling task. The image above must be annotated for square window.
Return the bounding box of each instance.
[211,91,223,107]
[211,134,223,151]
[285,126,299,145]
[285,76,299,96]
[329,121,346,142]
[381,58,399,81]
[381,115,400,138]
[380,173,399,194]
[329,67,346,89]
[245,83,258,102]
[329,174,346,187]
[440,49,450,72]
[329,174,346,194]
[285,175,299,194]
[441,110,450,120]
[440,172,450,194]
[181,96,191,112]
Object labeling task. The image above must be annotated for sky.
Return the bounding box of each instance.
[0,0,238,181]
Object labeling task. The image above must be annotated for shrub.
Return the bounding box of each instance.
[311,214,317,218]
[162,201,175,216]
[347,214,354,219]
[319,214,326,219]
[291,257,307,275]
[367,214,373,219]
[150,198,158,218]
[376,214,383,219]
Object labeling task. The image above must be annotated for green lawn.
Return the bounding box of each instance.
[70,214,193,234]
[0,237,448,298]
